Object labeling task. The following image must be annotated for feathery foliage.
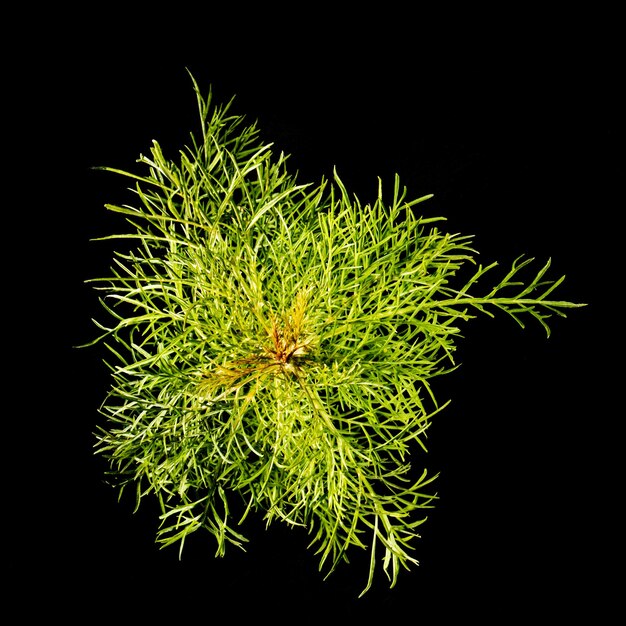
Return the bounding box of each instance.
[86,73,584,595]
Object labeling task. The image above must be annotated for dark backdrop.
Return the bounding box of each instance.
[17,9,620,622]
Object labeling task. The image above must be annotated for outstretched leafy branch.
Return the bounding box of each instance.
[85,72,584,595]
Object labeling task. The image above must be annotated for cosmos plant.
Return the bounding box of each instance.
[86,73,584,595]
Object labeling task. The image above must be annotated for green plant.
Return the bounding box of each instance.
[85,73,584,595]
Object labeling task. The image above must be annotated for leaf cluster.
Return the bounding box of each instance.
[87,73,584,595]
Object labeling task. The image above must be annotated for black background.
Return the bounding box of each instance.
[15,8,621,622]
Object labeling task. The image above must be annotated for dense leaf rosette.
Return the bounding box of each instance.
[87,74,583,594]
